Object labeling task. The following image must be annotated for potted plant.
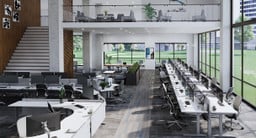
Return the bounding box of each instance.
[99,81,109,90]
[59,86,65,103]
[143,3,157,21]
[126,62,140,85]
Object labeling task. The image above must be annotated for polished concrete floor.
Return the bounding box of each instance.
[0,70,255,138]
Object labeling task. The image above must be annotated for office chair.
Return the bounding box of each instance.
[17,115,30,137]
[47,102,55,113]
[225,87,234,104]
[64,85,73,99]
[113,80,124,96]
[36,84,47,97]
[159,71,169,90]
[224,95,244,131]
[112,80,126,103]
[166,94,186,130]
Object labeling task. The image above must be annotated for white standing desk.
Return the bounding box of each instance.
[9,99,106,138]
[167,72,207,135]
[206,96,237,136]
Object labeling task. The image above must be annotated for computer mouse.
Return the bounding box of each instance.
[185,101,190,105]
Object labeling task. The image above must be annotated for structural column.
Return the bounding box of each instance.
[83,32,91,72]
[48,0,64,72]
[220,0,231,92]
[193,34,199,70]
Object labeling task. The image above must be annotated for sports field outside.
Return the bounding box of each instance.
[233,50,256,106]
[201,49,255,106]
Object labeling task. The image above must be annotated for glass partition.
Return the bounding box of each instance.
[63,3,220,22]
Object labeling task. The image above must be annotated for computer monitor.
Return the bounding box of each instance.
[5,75,18,83]
[77,75,86,85]
[189,66,194,73]
[201,75,209,89]
[186,83,195,101]
[211,83,224,105]
[26,112,61,137]
[193,70,200,80]
[31,75,44,84]
[45,75,60,85]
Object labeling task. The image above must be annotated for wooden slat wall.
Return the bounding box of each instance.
[64,30,73,78]
[63,0,73,78]
[0,0,40,73]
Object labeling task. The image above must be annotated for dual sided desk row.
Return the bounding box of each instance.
[0,73,119,100]
[165,63,237,137]
[9,99,106,138]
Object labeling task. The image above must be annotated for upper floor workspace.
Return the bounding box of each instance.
[42,0,221,30]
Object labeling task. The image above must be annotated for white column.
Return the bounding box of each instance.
[83,32,90,72]
[220,0,231,92]
[193,34,199,70]
[48,0,64,72]
[144,36,155,70]
[91,34,103,70]
[187,43,193,66]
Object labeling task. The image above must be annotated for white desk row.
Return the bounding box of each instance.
[166,62,237,136]
[9,99,106,138]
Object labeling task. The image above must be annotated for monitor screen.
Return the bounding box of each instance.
[45,75,59,84]
[201,75,209,89]
[31,76,44,84]
[5,75,18,83]
[26,112,61,137]
[211,83,223,103]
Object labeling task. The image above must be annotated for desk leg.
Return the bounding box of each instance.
[196,114,200,134]
[208,113,211,137]
[219,115,223,136]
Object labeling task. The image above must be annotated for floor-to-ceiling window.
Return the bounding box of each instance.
[73,33,83,65]
[155,43,187,63]
[103,43,145,64]
[199,30,220,82]
[232,0,256,107]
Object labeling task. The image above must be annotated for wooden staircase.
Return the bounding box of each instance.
[4,26,49,73]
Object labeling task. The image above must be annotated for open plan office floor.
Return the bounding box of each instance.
[0,70,256,138]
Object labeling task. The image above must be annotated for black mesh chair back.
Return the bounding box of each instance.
[47,102,55,113]
[36,84,47,97]
[18,72,30,78]
[64,85,73,98]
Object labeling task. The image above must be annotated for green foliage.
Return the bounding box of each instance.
[128,62,140,73]
[118,44,125,52]
[234,15,254,42]
[143,3,157,20]
[59,87,65,99]
[105,55,112,64]
[99,81,109,89]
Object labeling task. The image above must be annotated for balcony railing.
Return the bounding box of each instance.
[63,3,221,23]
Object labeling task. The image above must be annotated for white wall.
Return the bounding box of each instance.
[40,0,48,26]
[89,33,194,70]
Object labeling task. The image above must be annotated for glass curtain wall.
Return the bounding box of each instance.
[104,43,145,64]
[155,43,187,63]
[232,0,256,107]
[199,30,220,82]
[73,33,83,65]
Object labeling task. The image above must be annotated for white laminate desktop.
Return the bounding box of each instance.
[9,99,106,138]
